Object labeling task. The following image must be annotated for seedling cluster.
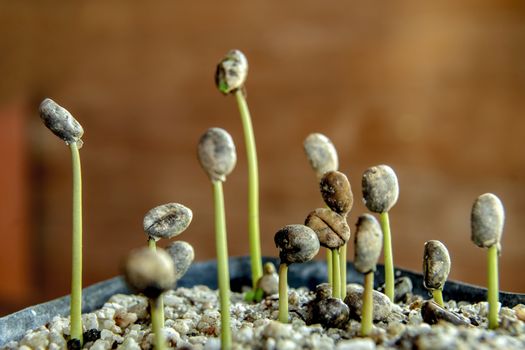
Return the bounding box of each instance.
[38,49,510,349]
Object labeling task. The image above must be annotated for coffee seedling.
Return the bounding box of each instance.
[216,49,263,290]
[303,133,339,287]
[274,224,320,323]
[423,240,451,307]
[198,127,237,348]
[320,170,353,298]
[124,247,175,350]
[39,98,85,345]
[362,165,399,301]
[471,193,505,329]
[306,208,350,299]
[354,214,383,336]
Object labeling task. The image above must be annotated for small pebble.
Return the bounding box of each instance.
[336,338,376,350]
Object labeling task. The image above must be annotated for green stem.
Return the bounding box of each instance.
[379,212,394,302]
[332,249,341,299]
[361,272,374,336]
[278,263,289,323]
[326,249,333,287]
[432,289,444,308]
[235,90,263,289]
[488,245,499,329]
[212,181,232,348]
[340,244,347,298]
[69,142,83,344]
[147,238,165,328]
[151,297,167,350]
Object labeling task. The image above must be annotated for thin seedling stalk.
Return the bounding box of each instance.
[151,297,167,350]
[213,181,232,347]
[379,212,394,301]
[332,249,341,299]
[278,263,289,323]
[234,90,263,289]
[340,244,347,298]
[69,142,83,344]
[487,245,499,329]
[432,290,444,307]
[326,249,333,287]
[361,272,374,336]
[147,238,165,328]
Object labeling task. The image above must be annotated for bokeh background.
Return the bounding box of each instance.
[1,1,524,315]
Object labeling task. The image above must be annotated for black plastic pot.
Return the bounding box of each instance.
[1,256,524,346]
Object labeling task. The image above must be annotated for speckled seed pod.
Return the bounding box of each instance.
[362,165,399,213]
[303,133,339,179]
[320,171,353,215]
[423,240,451,291]
[274,224,320,265]
[124,247,175,299]
[197,128,237,182]
[305,208,350,249]
[215,49,248,94]
[39,98,84,145]
[354,214,383,274]
[471,193,505,248]
[166,241,195,280]
[143,203,193,241]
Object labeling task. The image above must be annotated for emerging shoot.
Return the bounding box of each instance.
[198,127,237,348]
[423,240,451,307]
[124,247,175,350]
[39,98,84,346]
[362,164,399,302]
[471,193,505,329]
[274,224,320,323]
[216,49,263,291]
[354,214,383,336]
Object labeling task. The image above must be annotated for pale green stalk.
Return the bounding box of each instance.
[278,263,289,323]
[432,290,444,308]
[147,238,165,328]
[488,245,499,329]
[151,297,167,350]
[235,90,263,289]
[361,272,374,336]
[213,181,232,348]
[340,244,347,298]
[69,142,83,344]
[326,249,333,287]
[332,249,341,299]
[379,212,394,301]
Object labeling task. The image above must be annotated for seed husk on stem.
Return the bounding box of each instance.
[471,193,505,329]
[39,98,84,345]
[216,50,263,291]
[423,240,451,307]
[362,165,399,302]
[198,127,237,347]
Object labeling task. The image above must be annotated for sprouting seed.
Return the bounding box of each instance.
[166,241,195,281]
[423,240,451,307]
[274,224,320,323]
[303,133,339,180]
[39,98,84,146]
[197,127,237,182]
[471,193,505,330]
[215,49,248,94]
[143,203,193,241]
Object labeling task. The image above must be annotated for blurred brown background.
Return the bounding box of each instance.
[1,1,524,315]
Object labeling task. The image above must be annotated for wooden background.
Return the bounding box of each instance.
[1,1,524,315]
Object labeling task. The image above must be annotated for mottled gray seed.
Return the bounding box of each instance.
[255,262,279,296]
[197,128,237,182]
[315,283,333,300]
[344,283,392,321]
[394,276,413,303]
[362,165,399,213]
[471,193,505,248]
[215,49,248,94]
[274,224,320,265]
[305,208,350,249]
[124,247,175,299]
[320,171,353,215]
[39,98,84,146]
[423,240,451,291]
[143,203,193,241]
[303,133,339,180]
[166,241,195,280]
[421,301,470,326]
[311,297,350,329]
[354,214,383,274]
